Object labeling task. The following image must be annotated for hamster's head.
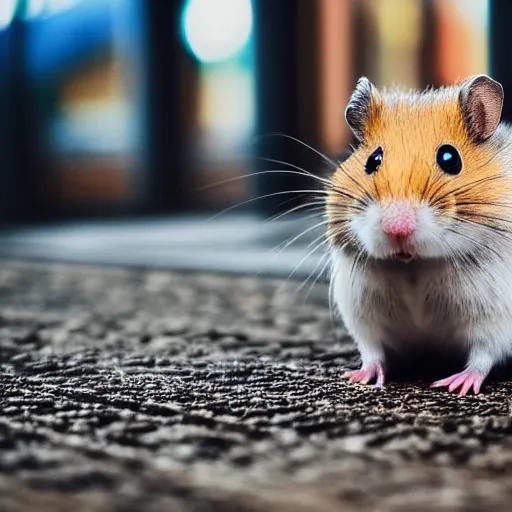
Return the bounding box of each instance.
[328,74,512,263]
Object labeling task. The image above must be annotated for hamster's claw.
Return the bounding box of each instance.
[343,363,385,387]
[430,370,484,396]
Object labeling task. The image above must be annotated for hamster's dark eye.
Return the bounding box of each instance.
[365,146,383,175]
[436,144,462,175]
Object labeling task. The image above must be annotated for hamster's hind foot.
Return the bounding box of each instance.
[430,370,484,396]
[343,363,385,387]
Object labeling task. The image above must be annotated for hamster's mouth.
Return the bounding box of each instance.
[393,251,414,263]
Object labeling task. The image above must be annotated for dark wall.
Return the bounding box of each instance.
[490,0,512,123]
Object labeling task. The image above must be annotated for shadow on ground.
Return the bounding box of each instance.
[1,261,512,511]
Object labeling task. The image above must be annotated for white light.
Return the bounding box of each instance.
[182,0,253,64]
[0,0,17,30]
[26,0,81,19]
[44,0,81,14]
[26,0,45,18]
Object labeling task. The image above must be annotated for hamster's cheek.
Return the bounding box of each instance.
[349,203,390,257]
[414,205,458,258]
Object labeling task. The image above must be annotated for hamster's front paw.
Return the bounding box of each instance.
[343,362,385,387]
[430,369,485,396]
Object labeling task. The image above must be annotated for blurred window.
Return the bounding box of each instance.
[23,0,137,211]
[0,0,492,220]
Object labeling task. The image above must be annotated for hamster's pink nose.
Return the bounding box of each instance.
[381,201,417,239]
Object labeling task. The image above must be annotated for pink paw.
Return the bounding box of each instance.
[430,370,484,396]
[343,363,385,387]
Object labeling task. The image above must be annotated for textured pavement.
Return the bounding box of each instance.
[2,261,512,511]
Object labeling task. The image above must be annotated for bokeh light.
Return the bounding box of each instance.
[0,0,17,30]
[182,0,253,64]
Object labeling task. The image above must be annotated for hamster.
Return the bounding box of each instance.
[327,74,512,396]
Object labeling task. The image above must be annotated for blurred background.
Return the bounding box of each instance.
[0,0,506,277]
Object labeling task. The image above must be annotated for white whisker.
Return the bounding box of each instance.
[207,189,327,222]
[298,250,331,301]
[266,201,326,224]
[258,157,332,186]
[254,132,338,168]
[273,218,330,255]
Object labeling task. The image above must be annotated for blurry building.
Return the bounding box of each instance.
[0,0,499,275]
[0,0,492,219]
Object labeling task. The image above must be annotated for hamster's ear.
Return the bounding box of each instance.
[459,74,503,142]
[345,77,380,142]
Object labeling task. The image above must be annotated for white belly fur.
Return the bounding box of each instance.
[331,249,512,367]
